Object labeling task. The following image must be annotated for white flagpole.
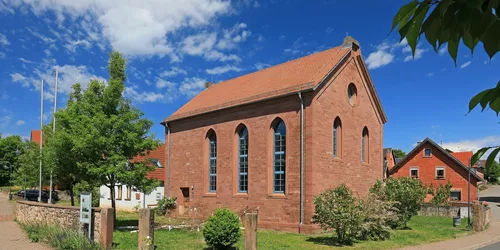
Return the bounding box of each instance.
[39,80,44,202]
[49,68,58,204]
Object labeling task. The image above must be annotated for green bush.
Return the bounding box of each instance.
[203,208,241,249]
[357,194,399,241]
[20,223,102,250]
[312,184,362,244]
[73,181,100,207]
[370,178,426,229]
[430,182,452,205]
[157,196,177,216]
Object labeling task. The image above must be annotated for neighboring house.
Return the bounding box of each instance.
[389,138,483,202]
[99,144,166,211]
[30,130,41,144]
[161,37,388,233]
[383,148,396,180]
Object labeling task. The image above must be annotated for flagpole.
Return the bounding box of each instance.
[49,68,58,204]
[39,80,43,203]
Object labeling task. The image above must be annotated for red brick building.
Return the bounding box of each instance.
[161,37,388,233]
[389,138,483,202]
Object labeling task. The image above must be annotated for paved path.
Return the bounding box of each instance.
[0,193,51,250]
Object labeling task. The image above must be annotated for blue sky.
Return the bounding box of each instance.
[0,0,498,154]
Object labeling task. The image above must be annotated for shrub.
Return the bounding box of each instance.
[370,178,426,228]
[357,194,398,241]
[157,196,177,216]
[203,208,241,249]
[431,182,452,205]
[312,184,362,244]
[21,223,102,250]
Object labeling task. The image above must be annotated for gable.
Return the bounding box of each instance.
[389,138,482,181]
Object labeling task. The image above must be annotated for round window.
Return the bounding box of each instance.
[347,83,357,105]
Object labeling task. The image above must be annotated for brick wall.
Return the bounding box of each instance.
[166,51,385,232]
[391,141,479,202]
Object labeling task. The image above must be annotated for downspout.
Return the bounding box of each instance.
[298,92,304,233]
[166,122,171,198]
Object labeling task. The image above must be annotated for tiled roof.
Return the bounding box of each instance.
[450,151,473,166]
[30,130,41,145]
[132,144,166,180]
[163,45,352,122]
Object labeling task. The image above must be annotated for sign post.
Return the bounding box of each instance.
[80,192,93,240]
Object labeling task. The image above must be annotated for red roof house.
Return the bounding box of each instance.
[389,138,483,202]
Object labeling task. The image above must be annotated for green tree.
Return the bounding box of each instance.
[391,0,500,169]
[430,182,453,205]
[370,178,427,228]
[56,52,160,221]
[392,149,406,159]
[485,160,500,183]
[0,135,24,186]
[312,184,362,244]
[12,141,46,189]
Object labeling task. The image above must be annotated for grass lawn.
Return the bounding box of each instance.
[112,216,472,250]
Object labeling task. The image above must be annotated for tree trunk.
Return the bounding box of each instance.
[69,184,75,206]
[109,184,116,228]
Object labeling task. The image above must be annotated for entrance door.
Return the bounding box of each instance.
[179,187,190,215]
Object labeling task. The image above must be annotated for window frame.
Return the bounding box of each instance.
[362,127,369,163]
[273,120,286,193]
[238,127,249,193]
[208,132,217,193]
[117,185,123,200]
[410,167,419,178]
[333,117,342,158]
[424,148,432,157]
[450,190,461,201]
[125,185,131,200]
[435,167,445,179]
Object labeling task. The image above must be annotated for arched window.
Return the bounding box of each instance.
[208,131,217,192]
[238,126,249,193]
[273,119,286,193]
[362,127,369,162]
[333,117,342,158]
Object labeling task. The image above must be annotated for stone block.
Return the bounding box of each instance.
[138,208,154,250]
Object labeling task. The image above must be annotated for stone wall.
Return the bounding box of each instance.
[419,203,470,218]
[16,200,101,241]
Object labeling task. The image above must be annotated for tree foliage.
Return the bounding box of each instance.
[312,184,362,244]
[485,160,500,183]
[370,178,427,228]
[392,149,406,159]
[53,51,160,219]
[357,194,399,241]
[12,142,46,188]
[430,182,453,205]
[391,0,500,168]
[0,135,24,186]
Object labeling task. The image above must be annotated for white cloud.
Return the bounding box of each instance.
[254,62,270,70]
[365,49,394,69]
[257,35,264,42]
[181,32,241,62]
[460,61,471,69]
[426,72,434,77]
[404,48,427,62]
[11,65,106,99]
[0,32,9,46]
[3,0,232,57]
[216,23,251,50]
[155,78,175,89]
[26,27,56,44]
[439,47,447,55]
[0,115,12,125]
[441,136,500,159]
[160,67,188,78]
[16,120,25,125]
[179,77,206,98]
[64,39,92,52]
[19,57,33,64]
[0,52,5,59]
[125,86,165,103]
[205,65,243,75]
